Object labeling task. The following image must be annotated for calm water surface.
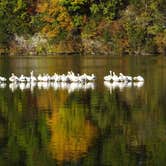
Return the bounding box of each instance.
[0,56,166,166]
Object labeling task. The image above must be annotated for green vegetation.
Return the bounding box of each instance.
[0,0,33,45]
[0,0,166,55]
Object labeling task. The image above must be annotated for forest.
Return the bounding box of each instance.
[0,0,166,55]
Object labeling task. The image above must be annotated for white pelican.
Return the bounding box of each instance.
[112,72,119,82]
[119,73,126,82]
[18,75,27,82]
[9,73,18,82]
[0,76,7,82]
[37,74,43,82]
[87,74,96,82]
[104,70,113,81]
[30,71,37,82]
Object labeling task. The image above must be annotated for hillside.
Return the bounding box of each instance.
[0,0,166,55]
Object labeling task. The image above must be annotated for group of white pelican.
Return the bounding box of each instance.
[3,71,96,83]
[0,70,144,92]
[104,70,144,92]
[0,71,96,92]
[104,70,144,82]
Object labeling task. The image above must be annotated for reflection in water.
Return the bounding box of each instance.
[35,88,97,163]
[9,82,18,92]
[9,82,36,92]
[2,80,143,93]
[104,81,144,93]
[48,106,97,162]
[133,81,144,88]
[0,83,6,88]
[8,82,95,93]
[19,82,31,91]
[0,56,165,165]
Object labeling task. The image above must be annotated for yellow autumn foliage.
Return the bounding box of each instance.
[36,0,73,38]
[36,2,48,13]
[36,89,97,162]
[48,106,97,162]
[155,32,166,54]
[43,16,55,23]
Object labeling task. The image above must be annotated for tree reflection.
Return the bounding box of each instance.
[0,56,165,165]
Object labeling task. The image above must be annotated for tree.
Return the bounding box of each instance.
[0,0,33,45]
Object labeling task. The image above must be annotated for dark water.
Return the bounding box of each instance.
[0,55,166,166]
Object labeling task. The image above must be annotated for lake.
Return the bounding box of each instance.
[0,55,166,165]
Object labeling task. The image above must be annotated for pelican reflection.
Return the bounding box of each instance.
[9,83,18,92]
[8,82,95,92]
[0,83,6,89]
[104,81,144,92]
[133,82,144,88]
